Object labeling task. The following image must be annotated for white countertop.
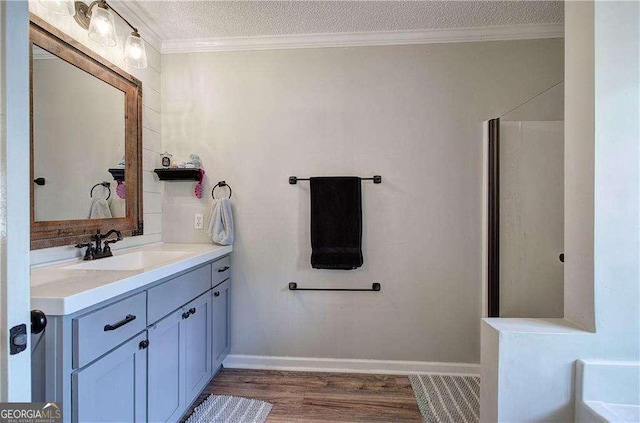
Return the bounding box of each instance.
[31,243,232,316]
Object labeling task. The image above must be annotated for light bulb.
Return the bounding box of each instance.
[95,17,111,35]
[130,45,141,59]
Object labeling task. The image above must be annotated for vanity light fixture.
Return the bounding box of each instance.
[39,0,148,69]
[123,30,147,69]
[85,1,117,47]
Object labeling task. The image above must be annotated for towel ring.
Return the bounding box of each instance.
[90,182,111,201]
[212,181,232,199]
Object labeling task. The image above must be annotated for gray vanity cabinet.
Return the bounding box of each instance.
[72,332,147,423]
[211,279,231,372]
[34,254,231,423]
[183,292,213,402]
[148,279,214,423]
[147,309,182,423]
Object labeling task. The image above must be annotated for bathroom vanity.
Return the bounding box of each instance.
[31,243,232,423]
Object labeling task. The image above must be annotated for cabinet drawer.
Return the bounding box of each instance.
[148,264,211,324]
[211,255,231,288]
[73,291,146,369]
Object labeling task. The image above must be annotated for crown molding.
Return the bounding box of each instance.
[109,0,163,53]
[161,23,563,54]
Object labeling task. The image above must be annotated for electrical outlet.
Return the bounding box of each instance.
[194,213,204,230]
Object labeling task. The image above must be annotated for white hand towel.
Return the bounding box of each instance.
[207,198,234,245]
[88,198,112,219]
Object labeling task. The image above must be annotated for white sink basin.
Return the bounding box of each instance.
[64,251,191,271]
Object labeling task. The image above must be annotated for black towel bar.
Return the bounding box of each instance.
[289,175,382,185]
[288,282,381,292]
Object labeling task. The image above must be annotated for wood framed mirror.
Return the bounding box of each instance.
[29,15,143,249]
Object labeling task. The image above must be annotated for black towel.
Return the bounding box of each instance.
[310,177,363,270]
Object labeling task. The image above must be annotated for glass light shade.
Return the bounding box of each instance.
[88,6,117,47]
[38,0,75,16]
[124,33,148,69]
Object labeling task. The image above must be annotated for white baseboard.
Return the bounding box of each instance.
[223,354,480,376]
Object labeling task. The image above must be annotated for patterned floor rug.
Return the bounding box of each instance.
[185,395,273,423]
[409,374,480,423]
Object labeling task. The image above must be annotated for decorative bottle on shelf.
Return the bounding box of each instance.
[160,152,172,168]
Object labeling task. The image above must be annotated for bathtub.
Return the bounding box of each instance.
[576,360,640,422]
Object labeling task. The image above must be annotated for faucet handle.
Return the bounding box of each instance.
[103,238,120,254]
[75,242,94,261]
[102,230,122,255]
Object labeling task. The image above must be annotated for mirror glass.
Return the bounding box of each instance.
[32,45,126,221]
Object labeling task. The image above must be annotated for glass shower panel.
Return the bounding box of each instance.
[498,82,564,318]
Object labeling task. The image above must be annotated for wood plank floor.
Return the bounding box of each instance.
[183,368,423,422]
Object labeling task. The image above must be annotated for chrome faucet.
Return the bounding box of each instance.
[75,229,123,260]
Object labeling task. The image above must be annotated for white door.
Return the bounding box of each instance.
[0,0,32,401]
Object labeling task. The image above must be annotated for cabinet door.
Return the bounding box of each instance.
[72,332,147,423]
[148,309,183,423]
[183,292,212,402]
[212,279,230,371]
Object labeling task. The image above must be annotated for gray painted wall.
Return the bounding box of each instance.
[162,39,564,363]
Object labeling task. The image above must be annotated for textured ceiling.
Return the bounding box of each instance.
[125,1,564,40]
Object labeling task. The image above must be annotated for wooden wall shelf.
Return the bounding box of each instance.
[108,168,125,182]
[153,168,202,181]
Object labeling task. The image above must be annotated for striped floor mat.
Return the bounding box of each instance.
[409,374,480,423]
[185,395,273,423]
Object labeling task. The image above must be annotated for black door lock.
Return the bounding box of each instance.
[9,310,49,355]
[9,324,27,355]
